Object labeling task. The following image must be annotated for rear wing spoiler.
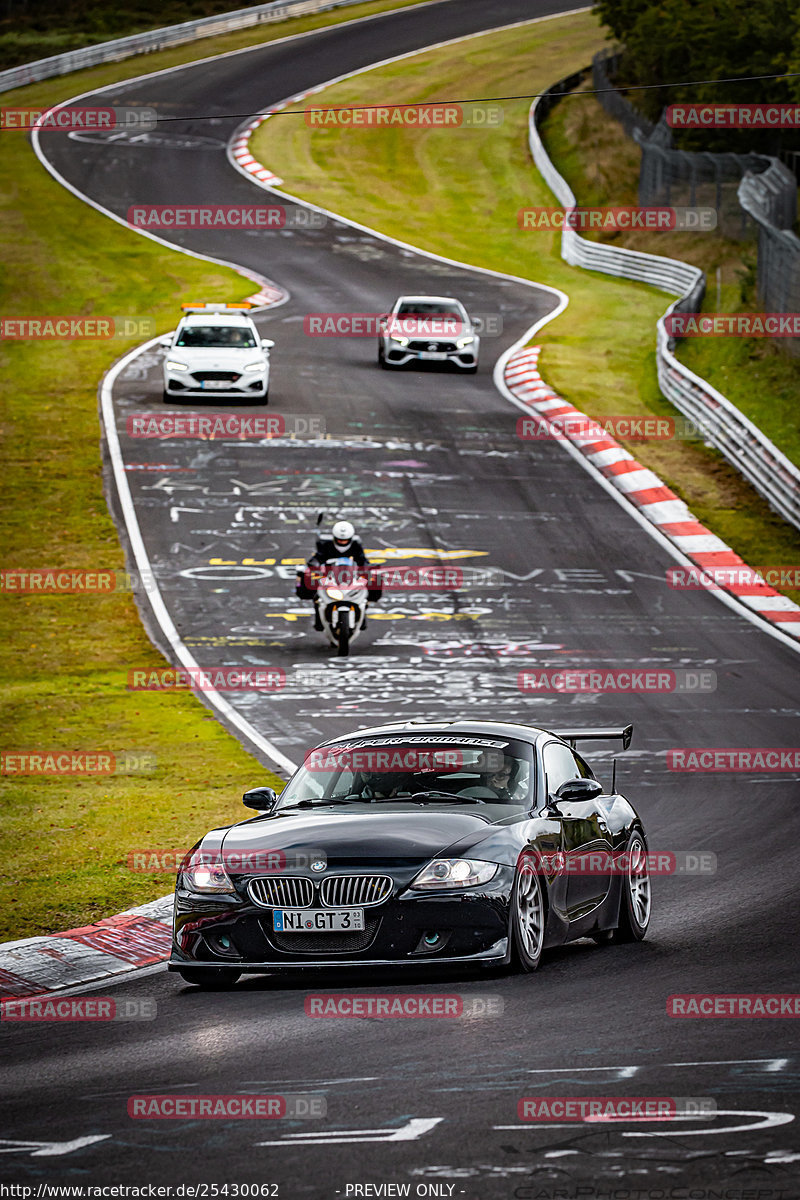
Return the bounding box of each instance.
[552,725,633,751]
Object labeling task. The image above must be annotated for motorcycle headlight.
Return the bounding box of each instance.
[389,335,409,346]
[181,854,235,894]
[326,588,344,601]
[243,361,264,372]
[166,360,189,371]
[456,336,474,348]
[410,858,499,890]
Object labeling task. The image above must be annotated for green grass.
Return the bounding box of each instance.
[251,7,800,597]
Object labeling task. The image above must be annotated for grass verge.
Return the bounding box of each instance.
[251,8,800,596]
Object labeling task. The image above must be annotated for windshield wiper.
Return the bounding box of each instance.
[404,790,484,804]
[277,798,361,811]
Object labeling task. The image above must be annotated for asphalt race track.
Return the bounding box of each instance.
[4,1,800,1195]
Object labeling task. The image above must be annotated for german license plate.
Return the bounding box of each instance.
[273,908,364,932]
[418,351,447,361]
[200,380,230,389]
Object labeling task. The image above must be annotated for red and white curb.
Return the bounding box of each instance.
[0,896,173,997]
[506,346,800,641]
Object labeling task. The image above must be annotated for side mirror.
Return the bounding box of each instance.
[243,786,278,811]
[261,339,275,349]
[157,334,174,347]
[554,778,603,803]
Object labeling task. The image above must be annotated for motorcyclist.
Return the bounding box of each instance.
[299,520,373,631]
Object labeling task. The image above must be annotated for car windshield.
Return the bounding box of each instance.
[276,736,535,810]
[176,325,257,348]
[397,302,463,318]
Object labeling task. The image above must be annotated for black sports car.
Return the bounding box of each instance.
[169,721,651,988]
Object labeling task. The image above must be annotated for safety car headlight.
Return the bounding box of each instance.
[166,360,189,371]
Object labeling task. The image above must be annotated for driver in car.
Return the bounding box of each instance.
[356,769,403,800]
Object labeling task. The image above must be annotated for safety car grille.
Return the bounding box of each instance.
[406,340,458,352]
[192,370,241,382]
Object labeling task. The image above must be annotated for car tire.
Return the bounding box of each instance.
[178,967,241,989]
[162,391,170,404]
[613,832,651,942]
[510,856,545,972]
[465,364,478,374]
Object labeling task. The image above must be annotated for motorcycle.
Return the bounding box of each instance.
[313,556,369,657]
[296,515,381,657]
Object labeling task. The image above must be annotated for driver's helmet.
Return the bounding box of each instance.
[332,520,355,553]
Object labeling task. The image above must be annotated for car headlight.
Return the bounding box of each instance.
[456,336,474,348]
[181,854,235,894]
[389,335,409,346]
[243,361,265,372]
[326,587,344,601]
[166,360,189,371]
[410,858,499,890]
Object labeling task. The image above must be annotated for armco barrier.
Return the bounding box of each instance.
[0,0,367,93]
[529,72,800,533]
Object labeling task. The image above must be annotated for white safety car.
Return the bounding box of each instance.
[159,303,274,403]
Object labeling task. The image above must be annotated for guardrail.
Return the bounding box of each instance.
[0,0,366,94]
[528,71,800,533]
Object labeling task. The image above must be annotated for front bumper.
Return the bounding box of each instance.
[170,867,513,973]
[380,337,478,368]
[163,372,268,399]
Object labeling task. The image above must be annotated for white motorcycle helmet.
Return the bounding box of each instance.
[332,519,355,552]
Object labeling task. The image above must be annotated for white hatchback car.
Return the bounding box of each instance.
[160,303,274,403]
[378,295,479,372]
